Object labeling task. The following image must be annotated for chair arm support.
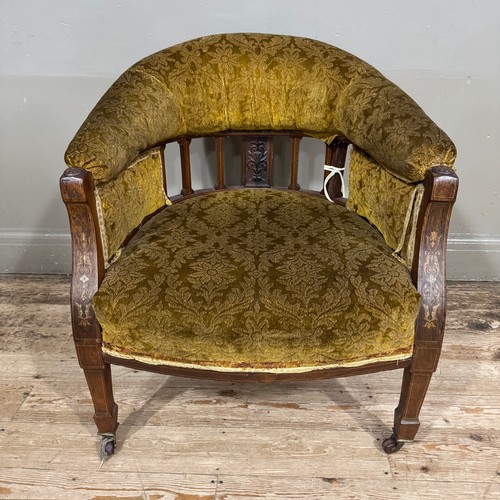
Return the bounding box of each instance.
[411,166,459,367]
[60,168,104,358]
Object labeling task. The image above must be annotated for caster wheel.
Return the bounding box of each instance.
[382,434,404,454]
[103,438,115,455]
[99,434,116,465]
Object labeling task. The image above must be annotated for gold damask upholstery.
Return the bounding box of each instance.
[65,33,455,184]
[93,189,420,372]
[347,148,424,267]
[94,146,170,262]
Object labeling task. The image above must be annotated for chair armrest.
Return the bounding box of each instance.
[411,167,458,346]
[406,167,458,377]
[60,167,104,350]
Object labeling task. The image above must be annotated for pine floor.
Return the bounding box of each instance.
[0,276,499,499]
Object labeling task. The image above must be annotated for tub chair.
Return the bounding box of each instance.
[60,33,458,460]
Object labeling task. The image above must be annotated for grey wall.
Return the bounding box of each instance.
[1,0,499,279]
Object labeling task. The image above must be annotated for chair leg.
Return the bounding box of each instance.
[83,364,118,435]
[383,352,437,454]
[394,366,433,439]
[82,363,119,462]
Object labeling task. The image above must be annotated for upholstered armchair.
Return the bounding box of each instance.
[60,33,458,460]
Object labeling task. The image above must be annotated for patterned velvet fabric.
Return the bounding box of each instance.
[94,147,169,262]
[347,148,424,267]
[93,190,420,372]
[65,33,456,184]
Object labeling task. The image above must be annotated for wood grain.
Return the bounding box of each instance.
[0,275,499,499]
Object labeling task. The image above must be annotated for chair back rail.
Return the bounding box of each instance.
[168,131,349,199]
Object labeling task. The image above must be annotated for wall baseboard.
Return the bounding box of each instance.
[0,230,499,280]
[0,230,71,274]
[447,235,500,281]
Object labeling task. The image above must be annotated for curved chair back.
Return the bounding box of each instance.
[65,33,455,185]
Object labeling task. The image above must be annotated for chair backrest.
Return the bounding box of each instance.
[65,33,456,185]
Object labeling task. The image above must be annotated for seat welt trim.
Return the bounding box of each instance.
[102,345,413,374]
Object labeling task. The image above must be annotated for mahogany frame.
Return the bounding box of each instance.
[60,132,458,453]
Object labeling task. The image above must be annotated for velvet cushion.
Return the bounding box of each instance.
[93,189,420,373]
[65,33,456,184]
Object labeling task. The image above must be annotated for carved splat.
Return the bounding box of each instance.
[242,136,273,187]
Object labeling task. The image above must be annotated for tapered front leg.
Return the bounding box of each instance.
[393,358,436,441]
[383,167,458,454]
[84,365,118,434]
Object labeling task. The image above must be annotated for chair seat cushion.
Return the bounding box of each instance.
[93,189,420,373]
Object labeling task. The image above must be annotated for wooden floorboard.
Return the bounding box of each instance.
[0,275,499,499]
